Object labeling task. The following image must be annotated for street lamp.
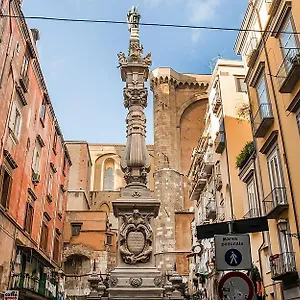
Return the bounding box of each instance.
[277,219,300,239]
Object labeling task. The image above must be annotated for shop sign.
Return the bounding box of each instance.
[4,290,19,300]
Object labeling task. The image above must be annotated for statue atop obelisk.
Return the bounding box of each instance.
[108,7,163,300]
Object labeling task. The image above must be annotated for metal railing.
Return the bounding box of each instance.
[243,208,260,219]
[12,274,58,299]
[19,74,29,92]
[253,103,273,132]
[263,187,287,215]
[270,252,297,279]
[276,47,300,88]
[212,90,222,113]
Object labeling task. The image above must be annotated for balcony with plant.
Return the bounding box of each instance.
[235,141,255,170]
[276,47,300,93]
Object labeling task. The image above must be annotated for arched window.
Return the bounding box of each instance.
[104,167,114,191]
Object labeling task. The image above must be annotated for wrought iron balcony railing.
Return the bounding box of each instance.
[253,103,274,138]
[19,74,29,93]
[243,208,260,219]
[276,47,300,93]
[270,252,298,281]
[263,187,288,219]
[212,91,222,114]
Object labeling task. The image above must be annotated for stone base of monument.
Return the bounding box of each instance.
[108,267,164,300]
[108,188,164,300]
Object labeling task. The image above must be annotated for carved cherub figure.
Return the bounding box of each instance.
[117,52,127,67]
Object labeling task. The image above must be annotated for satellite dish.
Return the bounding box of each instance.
[182,277,188,284]
[83,288,90,296]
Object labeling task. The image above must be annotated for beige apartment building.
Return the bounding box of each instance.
[188,59,256,298]
[234,0,300,299]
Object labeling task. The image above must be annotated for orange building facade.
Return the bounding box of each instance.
[0,1,71,300]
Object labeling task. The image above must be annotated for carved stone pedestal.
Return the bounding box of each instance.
[108,188,164,300]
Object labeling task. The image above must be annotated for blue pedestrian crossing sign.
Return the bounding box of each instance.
[225,249,243,266]
[215,234,252,271]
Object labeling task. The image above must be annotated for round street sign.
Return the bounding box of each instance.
[218,272,254,300]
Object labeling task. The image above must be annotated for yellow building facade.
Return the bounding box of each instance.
[234,0,300,298]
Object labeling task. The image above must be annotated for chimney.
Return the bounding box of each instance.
[30,28,40,43]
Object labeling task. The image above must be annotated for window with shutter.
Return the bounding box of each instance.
[40,102,46,123]
[0,166,12,208]
[21,55,29,77]
[53,234,60,262]
[40,222,49,251]
[8,102,22,141]
[48,170,54,196]
[32,141,42,174]
[235,76,247,92]
[24,202,34,234]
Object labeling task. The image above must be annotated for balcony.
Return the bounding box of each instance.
[215,131,225,154]
[263,187,288,219]
[277,48,300,93]
[204,152,214,174]
[212,91,222,114]
[19,74,29,93]
[253,103,274,138]
[266,0,280,16]
[246,35,259,68]
[12,273,58,300]
[206,200,217,220]
[190,172,207,201]
[243,208,260,219]
[270,252,298,281]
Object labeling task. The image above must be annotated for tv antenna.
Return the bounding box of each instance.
[207,50,226,73]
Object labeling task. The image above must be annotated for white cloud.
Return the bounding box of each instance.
[187,0,222,23]
[187,0,223,42]
[191,29,201,42]
[143,0,224,42]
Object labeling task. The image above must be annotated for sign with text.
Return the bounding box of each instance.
[4,290,19,300]
[215,234,251,271]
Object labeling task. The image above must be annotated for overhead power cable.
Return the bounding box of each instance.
[2,14,300,35]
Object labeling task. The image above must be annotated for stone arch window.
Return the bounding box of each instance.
[64,254,90,275]
[103,158,115,191]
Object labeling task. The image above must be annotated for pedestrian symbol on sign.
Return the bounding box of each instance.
[225,249,242,267]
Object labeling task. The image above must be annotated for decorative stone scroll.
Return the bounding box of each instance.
[119,209,153,264]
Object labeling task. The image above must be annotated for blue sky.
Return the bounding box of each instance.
[22,0,248,144]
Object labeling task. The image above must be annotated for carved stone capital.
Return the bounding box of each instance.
[123,88,148,108]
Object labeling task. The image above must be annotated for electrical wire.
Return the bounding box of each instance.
[2,14,300,35]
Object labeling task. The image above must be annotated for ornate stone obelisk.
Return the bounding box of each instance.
[108,7,163,300]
